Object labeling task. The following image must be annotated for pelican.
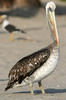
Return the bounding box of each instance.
[0,15,26,41]
[5,1,60,94]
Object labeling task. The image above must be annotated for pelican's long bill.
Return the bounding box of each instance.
[46,7,59,46]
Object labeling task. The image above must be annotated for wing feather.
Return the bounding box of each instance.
[5,48,50,91]
[5,24,16,32]
[5,24,26,33]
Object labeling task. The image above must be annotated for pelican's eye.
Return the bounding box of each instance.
[48,7,53,12]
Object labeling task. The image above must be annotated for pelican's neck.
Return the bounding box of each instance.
[2,19,9,28]
[47,11,59,47]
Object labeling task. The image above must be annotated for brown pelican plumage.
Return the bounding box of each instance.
[5,1,60,94]
[0,15,26,41]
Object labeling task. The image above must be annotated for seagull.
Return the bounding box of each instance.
[5,2,60,94]
[0,15,26,41]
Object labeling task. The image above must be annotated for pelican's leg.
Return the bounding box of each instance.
[29,82,34,94]
[38,81,45,94]
[9,32,14,41]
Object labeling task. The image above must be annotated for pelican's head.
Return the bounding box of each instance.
[46,2,56,12]
[46,2,56,28]
[46,2,59,45]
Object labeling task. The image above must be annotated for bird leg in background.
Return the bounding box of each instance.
[38,81,45,94]
[9,32,14,41]
[29,82,34,94]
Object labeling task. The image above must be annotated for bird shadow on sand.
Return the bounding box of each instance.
[0,31,42,43]
[45,88,66,94]
[15,37,42,43]
[0,78,9,82]
[12,88,66,95]
[23,26,43,32]
[0,31,7,34]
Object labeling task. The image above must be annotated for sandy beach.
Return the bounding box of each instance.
[0,1,66,100]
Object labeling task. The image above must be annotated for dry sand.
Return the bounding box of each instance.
[0,3,66,100]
